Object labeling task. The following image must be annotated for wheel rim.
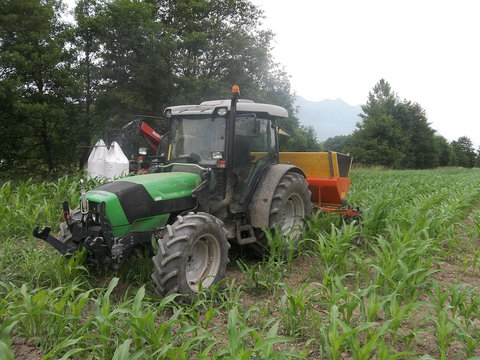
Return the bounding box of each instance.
[282,193,305,239]
[186,234,221,292]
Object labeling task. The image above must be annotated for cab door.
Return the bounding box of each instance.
[230,114,277,212]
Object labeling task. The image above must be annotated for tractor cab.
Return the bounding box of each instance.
[162,89,288,214]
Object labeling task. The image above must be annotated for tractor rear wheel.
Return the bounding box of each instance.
[253,171,311,254]
[151,212,229,301]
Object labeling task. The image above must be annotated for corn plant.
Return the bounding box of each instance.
[0,313,17,360]
[367,227,436,299]
[435,309,457,360]
[279,283,320,338]
[306,221,361,277]
[0,175,99,239]
[236,259,285,296]
[212,306,304,359]
[326,304,377,360]
[208,278,244,312]
[236,227,297,296]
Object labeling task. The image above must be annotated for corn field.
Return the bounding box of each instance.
[2,169,480,359]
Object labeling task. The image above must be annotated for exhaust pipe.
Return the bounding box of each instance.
[210,85,239,214]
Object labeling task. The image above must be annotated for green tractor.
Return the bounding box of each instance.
[34,86,312,300]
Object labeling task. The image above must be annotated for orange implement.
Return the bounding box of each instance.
[279,151,359,217]
[307,176,350,208]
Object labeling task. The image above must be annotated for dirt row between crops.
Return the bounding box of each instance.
[10,212,480,359]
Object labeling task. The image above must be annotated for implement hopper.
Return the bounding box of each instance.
[279,151,358,216]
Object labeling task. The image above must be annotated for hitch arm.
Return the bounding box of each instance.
[33,226,76,256]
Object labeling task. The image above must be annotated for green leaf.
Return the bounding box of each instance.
[0,341,14,360]
[112,339,132,360]
[132,285,145,316]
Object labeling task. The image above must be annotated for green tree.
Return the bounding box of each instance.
[94,0,173,126]
[451,136,475,168]
[72,0,105,167]
[323,135,353,153]
[0,0,76,172]
[278,123,322,152]
[349,113,407,168]
[157,0,274,101]
[393,101,436,168]
[155,0,317,149]
[475,147,480,168]
[349,80,407,167]
[433,135,453,167]
[349,79,437,169]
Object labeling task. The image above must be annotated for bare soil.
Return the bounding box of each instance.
[10,338,45,360]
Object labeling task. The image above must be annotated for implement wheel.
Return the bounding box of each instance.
[254,171,311,253]
[151,212,229,301]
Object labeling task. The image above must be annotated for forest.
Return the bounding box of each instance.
[0,0,321,176]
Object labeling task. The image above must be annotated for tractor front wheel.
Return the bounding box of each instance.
[151,212,229,301]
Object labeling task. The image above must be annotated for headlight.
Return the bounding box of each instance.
[216,107,227,116]
[212,151,223,160]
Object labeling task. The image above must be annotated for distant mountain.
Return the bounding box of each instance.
[294,96,363,141]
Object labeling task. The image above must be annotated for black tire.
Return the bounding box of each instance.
[151,212,230,301]
[253,171,311,254]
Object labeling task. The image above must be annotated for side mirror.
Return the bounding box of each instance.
[277,125,291,137]
[164,109,172,129]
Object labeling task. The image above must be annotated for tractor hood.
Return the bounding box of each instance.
[85,172,201,232]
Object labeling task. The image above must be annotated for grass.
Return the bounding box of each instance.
[2,168,480,358]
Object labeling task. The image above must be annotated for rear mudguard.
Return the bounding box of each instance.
[249,164,306,229]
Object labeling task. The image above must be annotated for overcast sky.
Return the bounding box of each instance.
[251,0,480,147]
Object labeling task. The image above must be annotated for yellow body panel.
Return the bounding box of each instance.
[279,152,339,178]
[249,151,351,179]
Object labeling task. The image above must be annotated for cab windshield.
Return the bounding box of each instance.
[169,115,226,165]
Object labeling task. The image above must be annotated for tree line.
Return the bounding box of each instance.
[0,0,320,174]
[2,1,475,174]
[324,79,478,169]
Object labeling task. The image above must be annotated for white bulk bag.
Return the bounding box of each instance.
[104,141,129,180]
[87,139,108,180]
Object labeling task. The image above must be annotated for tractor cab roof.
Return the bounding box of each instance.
[165,99,289,118]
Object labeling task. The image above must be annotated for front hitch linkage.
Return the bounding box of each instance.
[33,226,76,256]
